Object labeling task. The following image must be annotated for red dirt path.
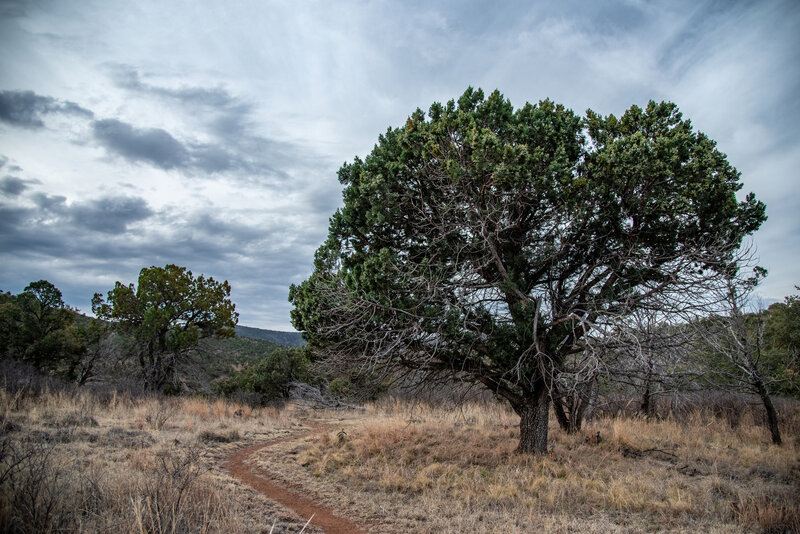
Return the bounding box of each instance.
[225,428,369,534]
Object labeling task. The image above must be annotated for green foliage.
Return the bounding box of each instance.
[199,336,281,367]
[326,376,353,397]
[767,288,800,353]
[694,282,800,399]
[326,373,390,401]
[58,318,108,385]
[92,264,238,391]
[764,289,800,396]
[290,88,766,452]
[0,281,91,376]
[212,347,308,403]
[193,335,282,390]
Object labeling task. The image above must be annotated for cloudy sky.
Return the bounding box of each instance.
[0,0,798,331]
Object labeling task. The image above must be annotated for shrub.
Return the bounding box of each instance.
[132,443,209,533]
[213,347,308,404]
[0,438,75,533]
[327,376,354,398]
[326,371,390,401]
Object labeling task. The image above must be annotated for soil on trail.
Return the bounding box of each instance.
[226,427,368,534]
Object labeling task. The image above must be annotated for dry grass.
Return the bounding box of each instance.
[3,382,798,534]
[0,385,318,533]
[269,398,800,533]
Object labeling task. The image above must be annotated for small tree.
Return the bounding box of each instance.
[0,281,86,373]
[60,319,115,385]
[92,265,238,391]
[290,88,766,453]
[551,345,601,433]
[698,267,783,444]
[598,308,698,420]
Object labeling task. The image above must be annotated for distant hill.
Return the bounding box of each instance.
[235,325,305,347]
[184,334,287,393]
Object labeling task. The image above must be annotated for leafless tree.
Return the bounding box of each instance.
[695,263,782,444]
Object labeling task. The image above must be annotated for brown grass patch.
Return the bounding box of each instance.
[283,399,800,533]
[0,386,318,533]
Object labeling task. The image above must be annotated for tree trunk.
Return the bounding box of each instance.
[748,319,781,445]
[516,387,550,454]
[572,391,587,431]
[584,379,598,422]
[639,356,655,418]
[552,393,570,432]
[552,378,595,434]
[640,380,652,418]
[754,379,782,445]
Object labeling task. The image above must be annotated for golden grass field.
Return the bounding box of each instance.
[2,385,798,533]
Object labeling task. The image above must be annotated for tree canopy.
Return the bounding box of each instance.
[0,280,88,374]
[767,287,800,376]
[289,88,766,453]
[212,346,309,403]
[92,264,238,391]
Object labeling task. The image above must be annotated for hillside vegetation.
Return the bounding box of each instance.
[235,325,304,347]
[192,335,284,390]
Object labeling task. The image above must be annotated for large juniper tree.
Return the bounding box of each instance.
[290,88,766,453]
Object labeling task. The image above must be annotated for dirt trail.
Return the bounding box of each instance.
[226,427,368,534]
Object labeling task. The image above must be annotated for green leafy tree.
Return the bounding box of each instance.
[60,319,114,385]
[92,265,238,391]
[290,88,766,453]
[764,287,800,396]
[0,291,22,358]
[0,281,86,372]
[212,347,308,403]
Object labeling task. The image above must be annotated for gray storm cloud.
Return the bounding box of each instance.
[0,176,28,196]
[92,119,190,170]
[0,90,93,128]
